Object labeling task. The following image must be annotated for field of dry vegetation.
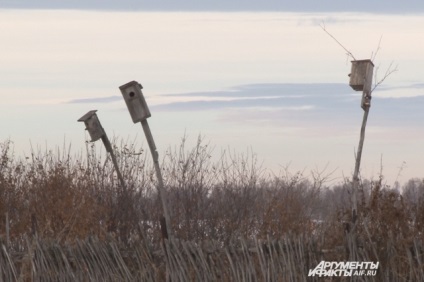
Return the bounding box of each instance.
[1,137,423,280]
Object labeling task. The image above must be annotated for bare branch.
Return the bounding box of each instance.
[394,161,407,185]
[372,61,398,92]
[320,22,356,61]
[310,163,339,189]
[371,35,383,62]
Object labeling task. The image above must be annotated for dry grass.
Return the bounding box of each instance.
[1,137,424,280]
[1,235,423,281]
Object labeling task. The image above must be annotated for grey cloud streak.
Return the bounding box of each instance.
[66,96,121,104]
[154,83,356,112]
[153,83,424,128]
[64,83,424,128]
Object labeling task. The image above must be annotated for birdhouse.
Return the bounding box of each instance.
[119,81,151,123]
[349,59,374,92]
[77,110,105,142]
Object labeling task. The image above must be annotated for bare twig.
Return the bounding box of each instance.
[378,154,384,185]
[394,161,407,185]
[311,163,339,189]
[371,35,383,62]
[320,22,356,61]
[372,61,398,92]
[370,35,398,93]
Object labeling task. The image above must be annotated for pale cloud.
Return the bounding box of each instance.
[2,11,424,97]
[1,10,424,185]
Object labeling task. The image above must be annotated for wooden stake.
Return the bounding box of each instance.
[141,119,172,239]
[6,212,10,248]
[352,105,369,224]
[101,135,127,192]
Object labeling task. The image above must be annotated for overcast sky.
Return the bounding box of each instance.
[1,4,423,185]
[2,0,424,13]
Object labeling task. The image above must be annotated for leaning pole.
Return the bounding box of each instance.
[119,81,172,240]
[348,59,374,225]
[348,59,374,228]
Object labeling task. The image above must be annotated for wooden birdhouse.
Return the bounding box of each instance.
[349,59,374,92]
[77,110,105,142]
[119,81,151,123]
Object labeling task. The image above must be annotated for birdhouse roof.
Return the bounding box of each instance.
[119,80,143,91]
[351,59,374,67]
[77,110,98,122]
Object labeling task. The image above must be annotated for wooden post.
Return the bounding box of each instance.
[141,119,172,239]
[78,111,127,192]
[119,81,172,239]
[6,212,10,248]
[101,135,127,192]
[351,105,370,224]
[349,60,374,226]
